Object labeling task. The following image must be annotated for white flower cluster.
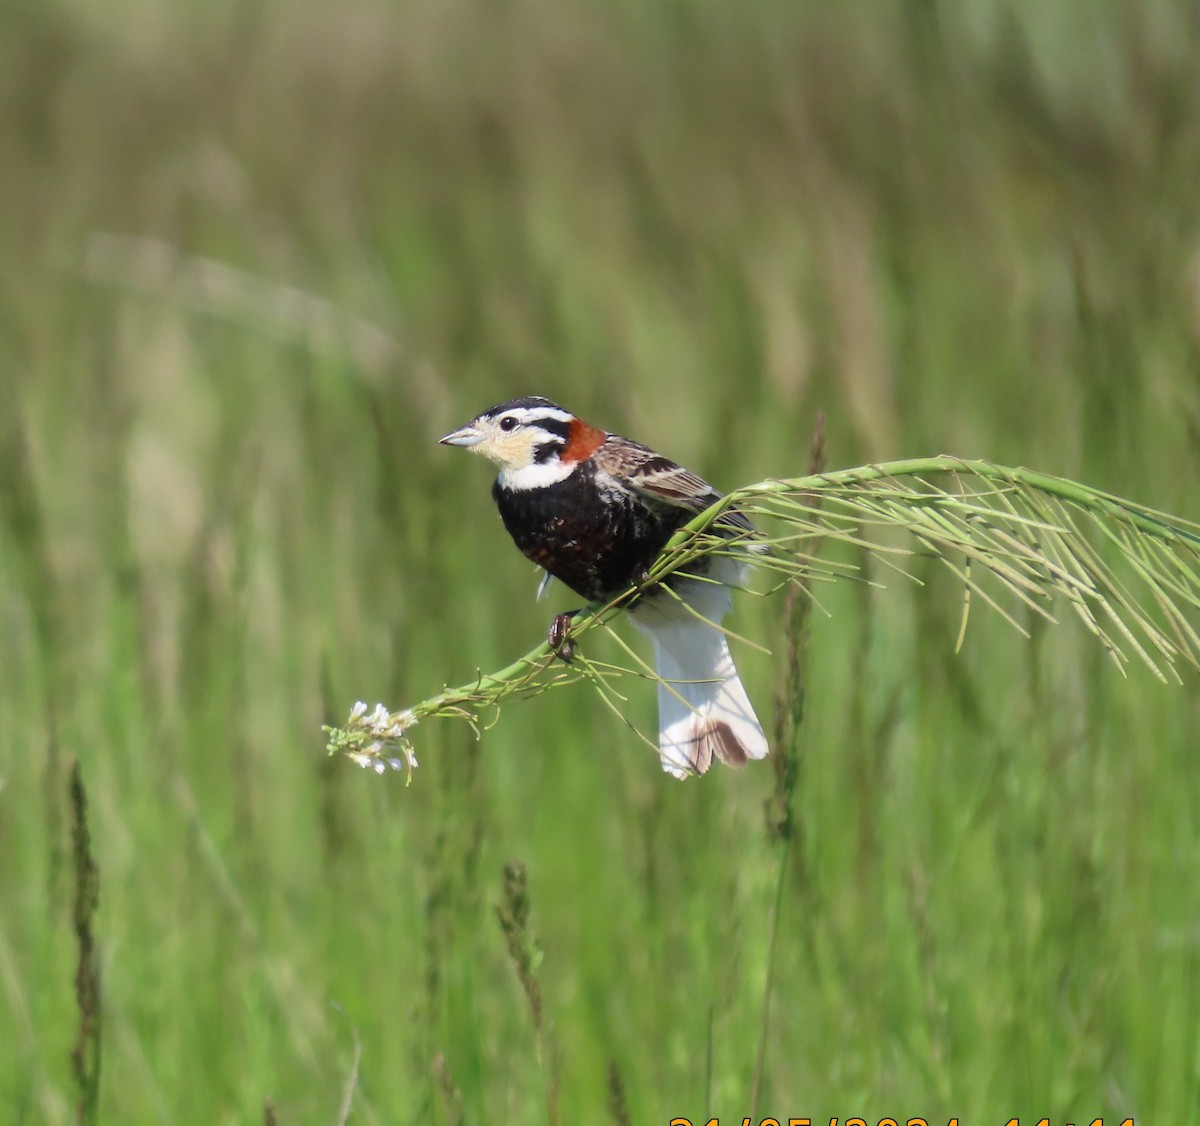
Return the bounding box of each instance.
[344,701,418,778]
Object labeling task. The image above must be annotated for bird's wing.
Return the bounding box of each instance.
[595,437,756,534]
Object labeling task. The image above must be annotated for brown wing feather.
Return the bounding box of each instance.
[594,436,755,534]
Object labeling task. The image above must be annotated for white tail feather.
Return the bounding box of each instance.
[630,566,769,779]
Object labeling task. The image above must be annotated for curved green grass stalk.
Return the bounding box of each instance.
[326,457,1200,779]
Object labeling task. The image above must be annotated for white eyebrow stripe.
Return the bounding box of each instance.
[494,406,574,425]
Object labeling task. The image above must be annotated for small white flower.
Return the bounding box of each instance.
[335,702,418,782]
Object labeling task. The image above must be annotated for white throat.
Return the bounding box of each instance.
[498,458,575,491]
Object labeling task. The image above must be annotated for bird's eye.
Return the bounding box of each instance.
[499,416,517,432]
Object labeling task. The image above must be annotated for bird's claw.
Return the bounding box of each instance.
[548,612,576,662]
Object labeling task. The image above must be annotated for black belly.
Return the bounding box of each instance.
[492,470,682,602]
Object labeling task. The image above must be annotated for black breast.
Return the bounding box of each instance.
[492,466,682,602]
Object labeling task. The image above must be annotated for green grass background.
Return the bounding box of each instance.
[3,0,1199,1121]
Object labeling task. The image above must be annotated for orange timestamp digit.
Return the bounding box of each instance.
[826,1121,957,1126]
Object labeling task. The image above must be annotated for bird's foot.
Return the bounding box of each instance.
[617,566,659,608]
[548,611,578,662]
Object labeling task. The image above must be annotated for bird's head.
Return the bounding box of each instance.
[439,396,606,488]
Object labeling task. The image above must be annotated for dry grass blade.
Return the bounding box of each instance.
[326,457,1200,778]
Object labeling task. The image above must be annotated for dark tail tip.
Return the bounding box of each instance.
[691,717,750,770]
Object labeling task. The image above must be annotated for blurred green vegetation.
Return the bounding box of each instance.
[2,0,1199,1121]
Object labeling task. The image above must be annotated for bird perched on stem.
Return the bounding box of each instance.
[439,396,768,779]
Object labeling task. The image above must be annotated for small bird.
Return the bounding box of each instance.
[439,396,769,779]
